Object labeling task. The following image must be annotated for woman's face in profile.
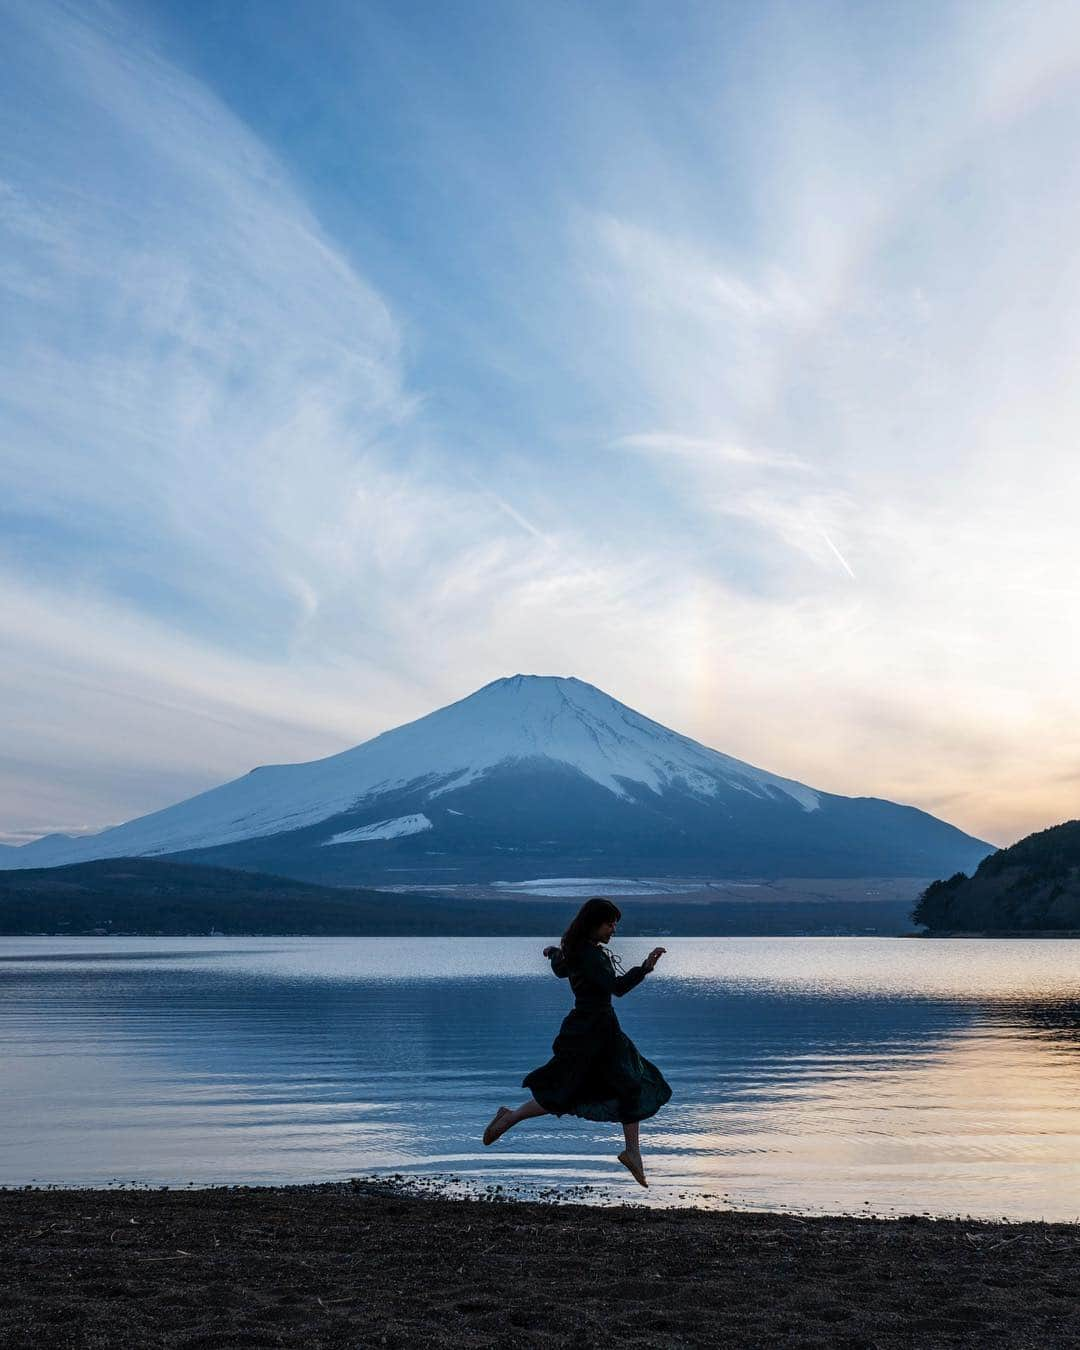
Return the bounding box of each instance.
[594,919,617,944]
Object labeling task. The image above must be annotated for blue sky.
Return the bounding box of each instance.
[3,0,1080,848]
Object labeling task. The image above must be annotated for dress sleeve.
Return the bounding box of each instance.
[549,949,569,979]
[582,945,647,997]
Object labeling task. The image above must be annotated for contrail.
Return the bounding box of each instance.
[820,529,856,579]
[460,469,551,543]
[490,493,549,542]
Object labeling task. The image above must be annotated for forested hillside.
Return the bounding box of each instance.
[914,821,1080,932]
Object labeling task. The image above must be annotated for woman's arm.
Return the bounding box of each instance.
[583,945,647,997]
[543,945,569,978]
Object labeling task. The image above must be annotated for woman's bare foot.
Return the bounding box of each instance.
[617,1147,648,1187]
[483,1105,513,1146]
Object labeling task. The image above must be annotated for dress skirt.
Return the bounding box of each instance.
[522,1006,672,1124]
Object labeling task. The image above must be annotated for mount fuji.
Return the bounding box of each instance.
[1,675,993,884]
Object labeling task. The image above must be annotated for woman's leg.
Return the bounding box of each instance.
[500,1097,548,1132]
[484,1097,547,1144]
[618,1120,647,1185]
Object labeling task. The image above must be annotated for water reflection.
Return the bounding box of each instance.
[4,937,1080,1218]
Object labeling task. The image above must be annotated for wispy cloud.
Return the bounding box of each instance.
[615,433,809,472]
[4,0,1080,848]
[0,0,611,835]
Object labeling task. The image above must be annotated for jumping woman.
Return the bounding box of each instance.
[482,896,671,1186]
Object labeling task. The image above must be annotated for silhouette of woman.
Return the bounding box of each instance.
[482,896,670,1186]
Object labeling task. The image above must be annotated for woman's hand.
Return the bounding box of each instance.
[642,946,666,973]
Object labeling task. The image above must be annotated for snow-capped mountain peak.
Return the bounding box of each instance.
[411,674,820,809]
[2,675,818,869]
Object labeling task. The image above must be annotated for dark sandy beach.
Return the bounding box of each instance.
[3,1181,1079,1348]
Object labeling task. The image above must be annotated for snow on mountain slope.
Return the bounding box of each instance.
[321,814,433,846]
[2,675,819,868]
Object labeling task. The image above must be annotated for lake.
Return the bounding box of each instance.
[4,936,1080,1219]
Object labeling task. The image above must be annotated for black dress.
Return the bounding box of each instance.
[522,943,672,1124]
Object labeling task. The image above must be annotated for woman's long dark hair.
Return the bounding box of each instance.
[561,896,621,961]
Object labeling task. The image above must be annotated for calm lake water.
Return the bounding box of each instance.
[5,936,1080,1219]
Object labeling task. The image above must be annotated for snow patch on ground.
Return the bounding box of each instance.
[322,814,433,845]
[494,877,682,897]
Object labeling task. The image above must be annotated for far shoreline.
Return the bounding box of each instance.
[917,930,1080,939]
[14,928,1080,938]
[3,928,920,938]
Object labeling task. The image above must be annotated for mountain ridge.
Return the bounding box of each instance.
[1,674,994,884]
